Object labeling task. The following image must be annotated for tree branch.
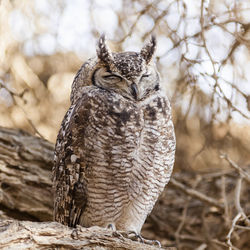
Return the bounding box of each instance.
[0,220,170,250]
[0,126,53,221]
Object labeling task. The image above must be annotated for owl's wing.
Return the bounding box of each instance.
[53,95,90,227]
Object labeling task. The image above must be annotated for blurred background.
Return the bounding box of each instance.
[0,0,249,249]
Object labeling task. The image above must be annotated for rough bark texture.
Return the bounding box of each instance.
[0,127,53,221]
[0,220,172,250]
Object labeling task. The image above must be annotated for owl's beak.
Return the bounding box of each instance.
[131,83,139,100]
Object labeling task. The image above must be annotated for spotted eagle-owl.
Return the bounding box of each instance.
[53,35,176,235]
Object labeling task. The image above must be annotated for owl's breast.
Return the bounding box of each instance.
[74,87,175,230]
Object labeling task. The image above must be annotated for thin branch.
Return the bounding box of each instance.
[174,175,201,247]
[226,212,242,250]
[0,82,45,139]
[221,175,230,227]
[170,178,224,210]
[235,177,250,226]
[212,239,240,250]
[221,154,250,184]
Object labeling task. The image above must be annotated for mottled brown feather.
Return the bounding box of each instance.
[53,36,175,233]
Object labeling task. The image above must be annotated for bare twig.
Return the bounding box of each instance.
[221,175,230,227]
[235,177,250,226]
[170,178,224,210]
[0,82,45,139]
[221,154,250,184]
[212,239,240,250]
[174,175,201,247]
[226,212,242,250]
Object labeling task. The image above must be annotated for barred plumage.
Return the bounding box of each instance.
[53,35,176,234]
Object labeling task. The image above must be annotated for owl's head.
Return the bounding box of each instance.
[93,35,160,101]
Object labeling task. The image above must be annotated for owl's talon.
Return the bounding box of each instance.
[71,228,79,239]
[123,231,140,241]
[123,231,161,247]
[152,239,161,247]
[139,237,161,247]
[112,231,124,239]
[131,232,143,243]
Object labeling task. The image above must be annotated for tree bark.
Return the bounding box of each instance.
[0,220,173,250]
[0,127,53,221]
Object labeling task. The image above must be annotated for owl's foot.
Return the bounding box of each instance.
[108,223,127,240]
[120,231,161,247]
[71,227,79,239]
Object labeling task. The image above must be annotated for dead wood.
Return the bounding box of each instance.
[0,126,53,221]
[0,220,175,250]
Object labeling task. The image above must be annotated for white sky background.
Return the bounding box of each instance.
[6,0,250,123]
[10,0,122,57]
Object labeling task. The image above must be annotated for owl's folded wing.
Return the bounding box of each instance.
[52,100,88,227]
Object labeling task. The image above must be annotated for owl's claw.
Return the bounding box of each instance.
[139,237,161,248]
[112,230,125,239]
[126,231,143,242]
[151,239,161,247]
[108,224,127,240]
[71,228,79,239]
[120,231,161,247]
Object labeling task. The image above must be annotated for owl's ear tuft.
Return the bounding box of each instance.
[96,34,114,65]
[140,35,156,64]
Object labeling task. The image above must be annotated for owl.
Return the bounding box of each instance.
[53,35,176,239]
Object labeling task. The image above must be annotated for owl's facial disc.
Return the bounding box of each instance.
[93,67,133,100]
[137,66,160,100]
[95,35,159,101]
[93,66,159,101]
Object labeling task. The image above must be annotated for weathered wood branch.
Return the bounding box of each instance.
[0,126,53,221]
[0,220,169,250]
